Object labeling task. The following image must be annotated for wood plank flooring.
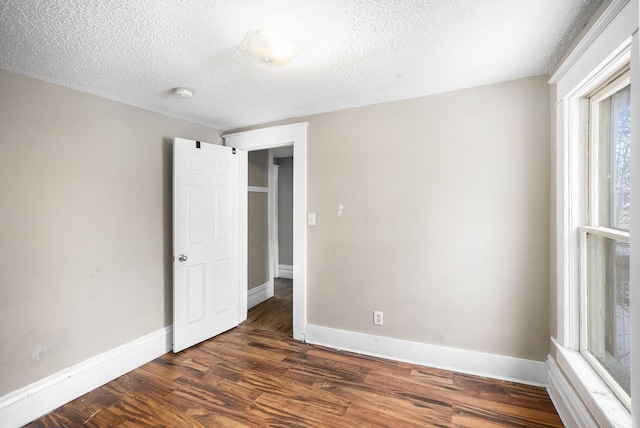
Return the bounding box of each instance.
[26,279,563,427]
[243,278,293,336]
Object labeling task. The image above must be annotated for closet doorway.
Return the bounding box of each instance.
[245,148,293,336]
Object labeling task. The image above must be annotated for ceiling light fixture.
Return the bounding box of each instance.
[233,29,301,68]
[172,87,193,99]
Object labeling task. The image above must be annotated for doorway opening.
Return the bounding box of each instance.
[244,148,294,336]
[222,122,308,341]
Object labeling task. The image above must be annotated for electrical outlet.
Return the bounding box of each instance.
[373,311,383,326]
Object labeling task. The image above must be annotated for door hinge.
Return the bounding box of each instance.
[196,141,201,149]
[232,148,236,154]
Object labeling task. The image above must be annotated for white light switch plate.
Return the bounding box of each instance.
[308,213,316,225]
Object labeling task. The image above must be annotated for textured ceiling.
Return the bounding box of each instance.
[0,0,602,131]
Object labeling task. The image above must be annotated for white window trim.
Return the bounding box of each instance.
[554,37,631,352]
[580,68,632,409]
[549,0,637,425]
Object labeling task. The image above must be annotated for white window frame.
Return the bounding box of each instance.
[555,36,632,353]
[549,0,638,425]
[580,68,631,409]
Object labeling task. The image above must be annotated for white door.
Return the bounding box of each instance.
[173,137,241,352]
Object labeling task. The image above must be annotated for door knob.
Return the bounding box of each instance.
[178,255,188,262]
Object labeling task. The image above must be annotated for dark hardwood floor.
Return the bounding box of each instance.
[242,278,293,336]
[26,278,563,427]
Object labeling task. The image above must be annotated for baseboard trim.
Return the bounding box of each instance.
[0,326,172,428]
[305,324,547,386]
[248,280,274,309]
[277,264,293,279]
[546,355,598,427]
[547,339,630,427]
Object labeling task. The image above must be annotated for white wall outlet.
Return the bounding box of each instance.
[308,212,316,225]
[373,311,383,326]
[337,204,345,217]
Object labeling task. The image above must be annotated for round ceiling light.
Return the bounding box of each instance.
[172,87,193,99]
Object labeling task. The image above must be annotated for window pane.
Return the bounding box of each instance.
[598,84,631,230]
[586,234,630,395]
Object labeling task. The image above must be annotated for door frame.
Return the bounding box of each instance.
[222,122,308,341]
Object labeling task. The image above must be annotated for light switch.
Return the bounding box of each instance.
[308,212,316,225]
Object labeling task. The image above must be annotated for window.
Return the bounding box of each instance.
[581,67,631,408]
[548,2,637,425]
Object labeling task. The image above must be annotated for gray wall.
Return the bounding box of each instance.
[0,70,222,396]
[277,157,294,266]
[247,150,270,289]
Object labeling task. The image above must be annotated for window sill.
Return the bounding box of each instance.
[550,338,631,427]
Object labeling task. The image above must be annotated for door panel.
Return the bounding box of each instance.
[213,258,231,313]
[186,263,205,323]
[214,186,230,241]
[173,138,241,352]
[187,186,205,244]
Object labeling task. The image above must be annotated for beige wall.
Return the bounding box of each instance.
[0,70,221,396]
[306,76,550,361]
[236,76,551,361]
[549,83,558,344]
[247,150,270,289]
[1,70,552,400]
[248,150,269,187]
[277,157,294,266]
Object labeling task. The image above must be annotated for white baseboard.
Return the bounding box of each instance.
[547,339,630,427]
[304,324,547,386]
[0,326,172,428]
[248,280,274,309]
[277,264,293,279]
[546,355,598,427]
